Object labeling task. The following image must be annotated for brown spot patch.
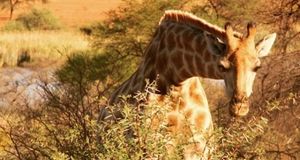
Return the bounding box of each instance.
[194,111,207,129]
[167,23,176,30]
[144,56,156,70]
[212,54,218,61]
[189,82,205,105]
[189,78,198,89]
[164,69,177,85]
[204,50,211,62]
[145,45,157,59]
[156,53,167,73]
[190,92,205,105]
[174,26,185,33]
[110,87,122,104]
[152,28,160,40]
[118,80,130,96]
[178,97,186,110]
[156,95,165,103]
[132,82,142,91]
[184,53,193,63]
[184,54,196,75]
[192,55,200,75]
[195,35,205,53]
[206,64,215,77]
[171,51,184,68]
[156,27,165,40]
[184,108,193,118]
[182,30,194,52]
[158,34,167,52]
[179,69,191,81]
[132,72,139,83]
[176,35,184,48]
[213,66,222,78]
[167,32,176,51]
[156,79,167,95]
[195,58,205,76]
[145,68,156,81]
[167,113,180,132]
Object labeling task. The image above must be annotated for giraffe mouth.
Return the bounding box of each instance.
[229,100,249,117]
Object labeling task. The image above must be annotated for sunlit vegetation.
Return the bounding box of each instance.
[0,31,88,67]
[0,8,87,67]
[0,0,299,159]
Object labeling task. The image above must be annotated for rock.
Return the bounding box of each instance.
[0,67,56,108]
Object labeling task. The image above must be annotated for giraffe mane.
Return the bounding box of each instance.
[159,10,242,40]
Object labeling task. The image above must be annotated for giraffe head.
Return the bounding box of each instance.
[208,23,276,116]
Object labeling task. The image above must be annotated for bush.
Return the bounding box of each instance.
[0,51,173,159]
[2,20,26,31]
[0,70,273,160]
[3,8,61,31]
[0,50,298,159]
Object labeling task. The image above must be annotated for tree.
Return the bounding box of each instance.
[0,0,48,20]
[258,0,300,53]
[87,0,192,84]
[192,0,300,54]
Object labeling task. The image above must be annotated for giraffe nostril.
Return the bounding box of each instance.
[232,94,248,103]
[230,94,250,116]
[230,102,249,117]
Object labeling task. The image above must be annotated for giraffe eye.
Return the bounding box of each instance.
[253,65,261,72]
[218,64,230,72]
[218,59,231,72]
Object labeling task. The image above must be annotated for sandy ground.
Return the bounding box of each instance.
[0,0,122,28]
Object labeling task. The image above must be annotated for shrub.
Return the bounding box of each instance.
[2,20,26,31]
[0,75,273,159]
[1,50,299,159]
[17,8,61,31]
[2,8,61,31]
[57,51,123,84]
[0,51,173,159]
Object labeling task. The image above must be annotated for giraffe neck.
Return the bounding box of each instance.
[151,20,223,89]
[109,19,224,104]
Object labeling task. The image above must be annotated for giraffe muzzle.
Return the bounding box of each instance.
[229,97,249,117]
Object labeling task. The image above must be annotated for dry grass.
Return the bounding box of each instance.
[0,31,89,67]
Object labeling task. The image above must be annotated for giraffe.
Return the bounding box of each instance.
[102,10,276,159]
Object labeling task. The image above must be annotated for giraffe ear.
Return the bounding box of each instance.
[256,33,276,57]
[204,32,226,56]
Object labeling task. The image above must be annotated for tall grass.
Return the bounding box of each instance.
[0,31,89,67]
